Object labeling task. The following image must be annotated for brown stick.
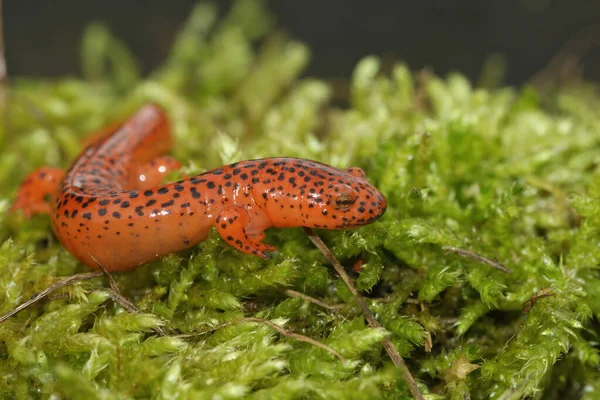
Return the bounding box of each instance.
[442,246,512,274]
[174,317,346,364]
[242,317,346,364]
[304,228,424,400]
[89,254,167,336]
[281,288,345,311]
[0,271,104,323]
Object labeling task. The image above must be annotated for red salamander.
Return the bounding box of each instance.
[11,105,387,271]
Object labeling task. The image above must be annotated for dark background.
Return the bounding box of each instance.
[5,0,600,86]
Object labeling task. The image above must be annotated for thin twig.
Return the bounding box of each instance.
[242,317,346,365]
[0,271,104,324]
[522,288,555,314]
[304,228,424,400]
[89,254,167,336]
[442,246,512,274]
[174,322,231,338]
[281,289,345,311]
[173,317,346,364]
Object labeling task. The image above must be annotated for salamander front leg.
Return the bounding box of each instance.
[215,205,276,259]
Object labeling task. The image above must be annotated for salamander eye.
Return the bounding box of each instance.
[331,184,356,210]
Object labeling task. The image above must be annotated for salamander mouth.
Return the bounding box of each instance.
[338,209,386,228]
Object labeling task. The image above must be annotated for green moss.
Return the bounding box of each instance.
[2,0,600,398]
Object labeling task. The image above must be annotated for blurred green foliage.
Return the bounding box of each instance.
[1,0,600,398]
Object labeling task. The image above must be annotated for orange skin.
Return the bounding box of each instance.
[11,104,387,271]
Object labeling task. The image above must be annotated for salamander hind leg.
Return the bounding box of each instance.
[215,205,276,259]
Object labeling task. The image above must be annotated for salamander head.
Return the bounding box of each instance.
[259,159,387,230]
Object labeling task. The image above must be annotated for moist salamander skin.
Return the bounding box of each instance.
[11,104,388,271]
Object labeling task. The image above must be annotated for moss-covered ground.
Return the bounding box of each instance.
[2,1,600,399]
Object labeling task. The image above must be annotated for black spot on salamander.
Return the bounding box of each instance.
[206,182,216,189]
[113,198,122,204]
[82,212,92,220]
[99,199,110,206]
[181,202,190,208]
[224,174,232,179]
[120,201,130,208]
[129,192,139,199]
[174,184,184,192]
[158,187,169,194]
[143,190,154,197]
[112,211,121,219]
[161,200,174,207]
[252,177,259,184]
[98,208,107,216]
[191,187,201,199]
[146,199,157,207]
[240,173,248,180]
[71,210,78,218]
[135,206,144,216]
[233,168,241,175]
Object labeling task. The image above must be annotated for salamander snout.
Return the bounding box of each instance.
[259,159,387,231]
[303,167,387,230]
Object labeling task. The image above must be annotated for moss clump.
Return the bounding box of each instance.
[1,0,600,398]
